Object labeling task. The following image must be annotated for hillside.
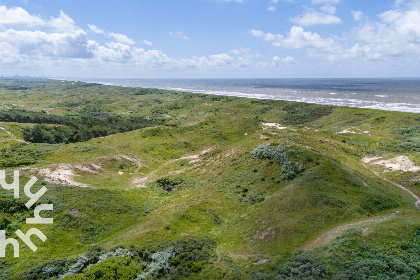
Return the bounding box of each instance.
[1,78,420,279]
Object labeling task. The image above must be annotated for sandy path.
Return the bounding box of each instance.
[0,125,29,144]
[302,213,398,250]
[127,148,212,190]
[38,164,98,188]
[304,157,420,250]
[382,177,420,207]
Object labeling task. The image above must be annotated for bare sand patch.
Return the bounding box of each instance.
[114,154,144,168]
[338,127,370,135]
[38,164,99,188]
[179,148,212,160]
[128,148,212,190]
[256,134,269,139]
[169,169,186,175]
[366,155,420,172]
[130,176,150,189]
[262,122,287,130]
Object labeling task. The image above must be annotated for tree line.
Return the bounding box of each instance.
[0,109,162,144]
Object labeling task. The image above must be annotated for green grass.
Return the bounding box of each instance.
[0,79,419,279]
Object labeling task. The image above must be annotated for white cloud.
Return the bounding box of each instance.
[351,10,363,21]
[321,4,336,14]
[49,10,78,32]
[290,10,342,25]
[230,47,251,55]
[394,0,406,7]
[252,0,420,67]
[268,6,276,11]
[0,28,93,62]
[4,2,420,77]
[272,56,295,66]
[311,0,340,4]
[252,26,336,51]
[88,24,104,34]
[0,5,45,27]
[207,54,234,66]
[95,43,131,62]
[0,5,265,76]
[142,40,153,46]
[109,32,135,45]
[169,31,189,40]
[89,25,137,46]
[249,29,265,37]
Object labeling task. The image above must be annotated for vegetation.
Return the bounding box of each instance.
[251,143,305,180]
[282,102,334,125]
[0,79,419,279]
[18,113,162,144]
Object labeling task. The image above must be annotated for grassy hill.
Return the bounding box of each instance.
[0,79,419,279]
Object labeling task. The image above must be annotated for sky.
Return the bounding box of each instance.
[1,0,420,78]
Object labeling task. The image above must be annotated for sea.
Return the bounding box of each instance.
[68,78,420,113]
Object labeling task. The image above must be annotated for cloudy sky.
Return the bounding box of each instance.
[1,0,420,78]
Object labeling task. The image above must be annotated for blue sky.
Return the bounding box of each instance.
[1,0,420,78]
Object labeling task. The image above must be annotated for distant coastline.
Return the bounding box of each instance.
[57,77,420,114]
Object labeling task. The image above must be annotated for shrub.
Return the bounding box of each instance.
[274,252,329,280]
[19,259,71,280]
[333,253,417,280]
[281,160,296,180]
[83,257,140,280]
[0,143,52,168]
[282,102,334,125]
[156,177,186,192]
[249,268,271,280]
[134,247,177,280]
[251,143,276,159]
[393,125,420,152]
[252,144,305,181]
[58,255,89,279]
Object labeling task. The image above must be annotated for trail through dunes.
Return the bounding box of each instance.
[0,125,29,143]
[128,148,212,190]
[304,157,420,250]
[302,212,398,250]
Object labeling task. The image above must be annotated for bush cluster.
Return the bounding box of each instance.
[156,177,187,192]
[249,243,420,280]
[22,115,161,144]
[249,252,328,280]
[0,143,49,168]
[252,144,305,180]
[393,125,420,152]
[0,109,64,124]
[282,102,334,125]
[0,109,162,144]
[19,236,216,280]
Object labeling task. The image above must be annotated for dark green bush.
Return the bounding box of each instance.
[0,109,162,144]
[360,194,399,213]
[252,144,305,180]
[0,143,52,168]
[156,177,185,192]
[274,252,329,280]
[282,103,334,125]
[393,125,420,152]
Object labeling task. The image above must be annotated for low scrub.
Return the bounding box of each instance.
[251,143,305,180]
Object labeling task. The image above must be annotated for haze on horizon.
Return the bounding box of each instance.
[1,0,420,79]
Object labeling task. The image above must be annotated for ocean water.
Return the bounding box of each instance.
[72,78,420,113]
